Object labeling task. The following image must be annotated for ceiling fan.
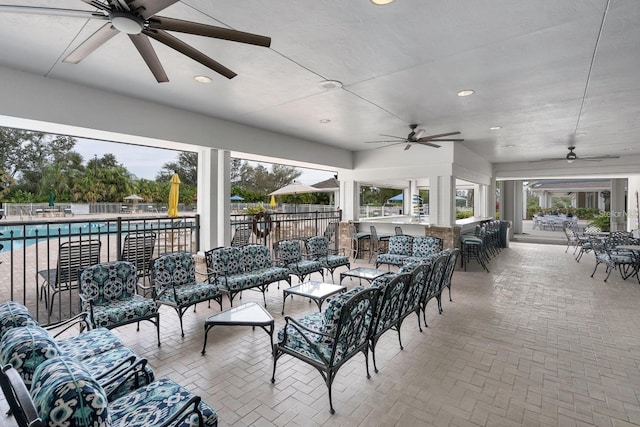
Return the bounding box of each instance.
[531,146,620,163]
[0,1,271,82]
[364,124,464,151]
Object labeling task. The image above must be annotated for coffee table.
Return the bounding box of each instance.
[340,267,390,285]
[282,281,346,314]
[201,302,274,355]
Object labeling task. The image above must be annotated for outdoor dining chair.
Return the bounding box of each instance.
[38,239,102,316]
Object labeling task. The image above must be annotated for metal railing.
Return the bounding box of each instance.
[229,210,342,251]
[0,215,199,324]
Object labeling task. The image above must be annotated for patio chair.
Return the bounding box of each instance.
[272,286,379,414]
[349,222,370,260]
[441,248,461,303]
[79,261,160,347]
[563,223,580,254]
[575,225,602,262]
[231,226,252,247]
[151,252,223,337]
[419,252,449,327]
[368,226,391,263]
[121,231,156,287]
[3,356,218,427]
[306,236,350,281]
[590,236,638,282]
[38,239,102,315]
[276,239,324,283]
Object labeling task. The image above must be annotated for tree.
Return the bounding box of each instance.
[157,152,197,186]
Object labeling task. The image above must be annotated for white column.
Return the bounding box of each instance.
[503,180,524,234]
[473,184,483,217]
[340,179,358,221]
[610,178,626,231]
[429,175,455,226]
[627,176,640,231]
[197,148,230,251]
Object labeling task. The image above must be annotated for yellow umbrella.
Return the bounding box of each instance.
[167,172,181,217]
[269,194,276,208]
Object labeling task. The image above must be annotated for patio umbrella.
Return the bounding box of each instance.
[230,195,245,201]
[167,172,181,218]
[269,194,276,208]
[48,191,55,207]
[124,194,144,201]
[269,181,320,196]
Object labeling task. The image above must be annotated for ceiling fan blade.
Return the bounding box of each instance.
[80,0,111,13]
[127,0,179,18]
[129,34,169,83]
[378,134,405,140]
[363,140,406,144]
[418,131,461,141]
[416,141,441,148]
[373,142,405,149]
[404,143,413,151]
[423,138,465,142]
[580,155,620,160]
[148,16,271,47]
[64,23,118,64]
[143,29,237,79]
[0,5,107,19]
[528,157,567,163]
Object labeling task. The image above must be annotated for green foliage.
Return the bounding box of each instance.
[588,212,611,232]
[456,210,474,219]
[156,152,197,186]
[246,204,267,214]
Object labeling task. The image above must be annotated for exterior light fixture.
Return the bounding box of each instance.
[457,89,475,97]
[318,80,343,90]
[193,75,213,83]
[490,126,502,130]
[371,0,395,4]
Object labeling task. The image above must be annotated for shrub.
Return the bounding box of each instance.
[588,212,611,231]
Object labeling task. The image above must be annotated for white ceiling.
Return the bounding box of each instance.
[0,0,639,167]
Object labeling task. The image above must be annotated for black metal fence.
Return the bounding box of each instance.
[229,210,342,251]
[0,215,199,324]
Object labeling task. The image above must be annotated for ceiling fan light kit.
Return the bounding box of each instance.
[110,11,143,34]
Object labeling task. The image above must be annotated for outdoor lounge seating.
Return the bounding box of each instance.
[0,303,155,401]
[151,252,223,337]
[205,244,291,307]
[419,252,450,327]
[306,236,350,281]
[276,239,325,283]
[375,235,443,269]
[272,286,379,414]
[38,239,102,315]
[79,260,160,346]
[1,356,218,427]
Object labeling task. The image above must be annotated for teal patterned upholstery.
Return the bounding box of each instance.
[306,236,350,280]
[152,252,223,336]
[1,325,61,387]
[0,301,38,339]
[0,324,153,400]
[375,235,414,269]
[376,235,443,269]
[56,328,124,360]
[420,252,449,326]
[277,239,324,283]
[205,245,290,307]
[80,261,160,346]
[30,356,218,427]
[272,286,378,414]
[31,357,110,427]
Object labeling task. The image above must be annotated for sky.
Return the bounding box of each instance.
[74,139,335,184]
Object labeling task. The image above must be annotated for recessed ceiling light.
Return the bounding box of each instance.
[504,144,516,148]
[371,0,395,4]
[319,80,343,90]
[193,75,212,84]
[320,119,331,123]
[623,148,633,151]
[574,132,587,137]
[457,89,475,97]
[490,126,502,130]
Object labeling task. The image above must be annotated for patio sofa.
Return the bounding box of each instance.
[375,235,443,269]
[0,301,154,400]
[205,244,291,307]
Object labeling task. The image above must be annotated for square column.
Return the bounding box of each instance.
[429,175,455,226]
[197,148,230,251]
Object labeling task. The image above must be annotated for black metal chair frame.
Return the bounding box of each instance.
[0,365,44,427]
[121,231,156,288]
[419,253,449,327]
[38,239,102,315]
[442,248,461,303]
[272,287,379,414]
[231,226,252,247]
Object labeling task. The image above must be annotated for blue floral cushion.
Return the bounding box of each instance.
[0,301,38,339]
[278,240,302,265]
[277,312,328,362]
[307,236,330,259]
[323,286,364,343]
[79,261,138,306]
[241,245,273,271]
[209,246,244,276]
[89,295,159,328]
[217,272,261,291]
[412,236,442,258]
[57,328,124,360]
[387,235,414,255]
[156,281,220,306]
[0,325,61,387]
[109,377,218,427]
[290,259,323,276]
[253,266,290,285]
[81,346,155,401]
[31,356,109,427]
[376,253,408,267]
[153,252,198,288]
